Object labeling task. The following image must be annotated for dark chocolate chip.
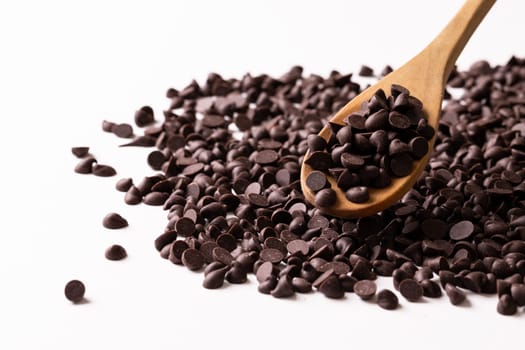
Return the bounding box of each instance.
[377,289,399,310]
[102,213,128,229]
[354,280,377,300]
[315,188,336,208]
[71,147,89,158]
[399,279,423,302]
[319,275,345,299]
[497,294,517,315]
[305,171,328,192]
[74,157,96,174]
[345,186,369,203]
[105,244,127,261]
[92,164,117,177]
[112,123,134,138]
[182,248,205,271]
[116,178,133,192]
[134,106,155,127]
[64,280,85,303]
[449,220,474,240]
[445,284,466,305]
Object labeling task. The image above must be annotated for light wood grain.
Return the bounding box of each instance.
[300,0,496,218]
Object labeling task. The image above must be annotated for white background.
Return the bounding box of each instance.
[1,1,525,349]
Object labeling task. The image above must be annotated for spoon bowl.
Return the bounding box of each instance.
[301,0,495,218]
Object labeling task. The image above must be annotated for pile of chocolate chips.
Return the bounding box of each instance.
[73,57,525,315]
[305,84,435,206]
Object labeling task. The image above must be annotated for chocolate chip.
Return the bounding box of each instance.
[497,294,517,315]
[260,248,285,263]
[388,111,411,130]
[377,289,399,310]
[71,147,89,158]
[445,284,466,305]
[225,262,248,284]
[102,120,115,132]
[358,65,374,77]
[287,239,309,256]
[291,277,312,293]
[112,123,134,138]
[119,136,157,147]
[124,186,142,205]
[319,275,344,299]
[105,244,127,260]
[134,106,155,127]
[102,213,128,229]
[212,246,234,266]
[345,186,369,203]
[399,279,423,302]
[74,157,96,174]
[255,150,279,165]
[305,151,332,171]
[92,164,117,177]
[449,220,474,240]
[420,279,442,298]
[354,280,376,300]
[116,178,133,192]
[64,280,85,303]
[175,217,195,237]
[271,277,295,298]
[182,248,205,271]
[315,188,336,208]
[389,153,413,177]
[143,191,169,206]
[258,276,278,294]
[202,266,228,289]
[305,171,328,192]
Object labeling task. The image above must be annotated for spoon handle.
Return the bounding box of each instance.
[427,0,496,81]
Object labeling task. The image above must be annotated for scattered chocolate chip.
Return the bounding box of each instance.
[102,213,128,229]
[74,157,96,174]
[115,178,133,192]
[92,164,117,177]
[64,280,85,303]
[112,123,134,138]
[134,106,155,127]
[105,244,127,261]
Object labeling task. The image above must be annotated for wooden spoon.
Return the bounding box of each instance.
[300,0,496,218]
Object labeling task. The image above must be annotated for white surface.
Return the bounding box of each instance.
[1,1,525,349]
